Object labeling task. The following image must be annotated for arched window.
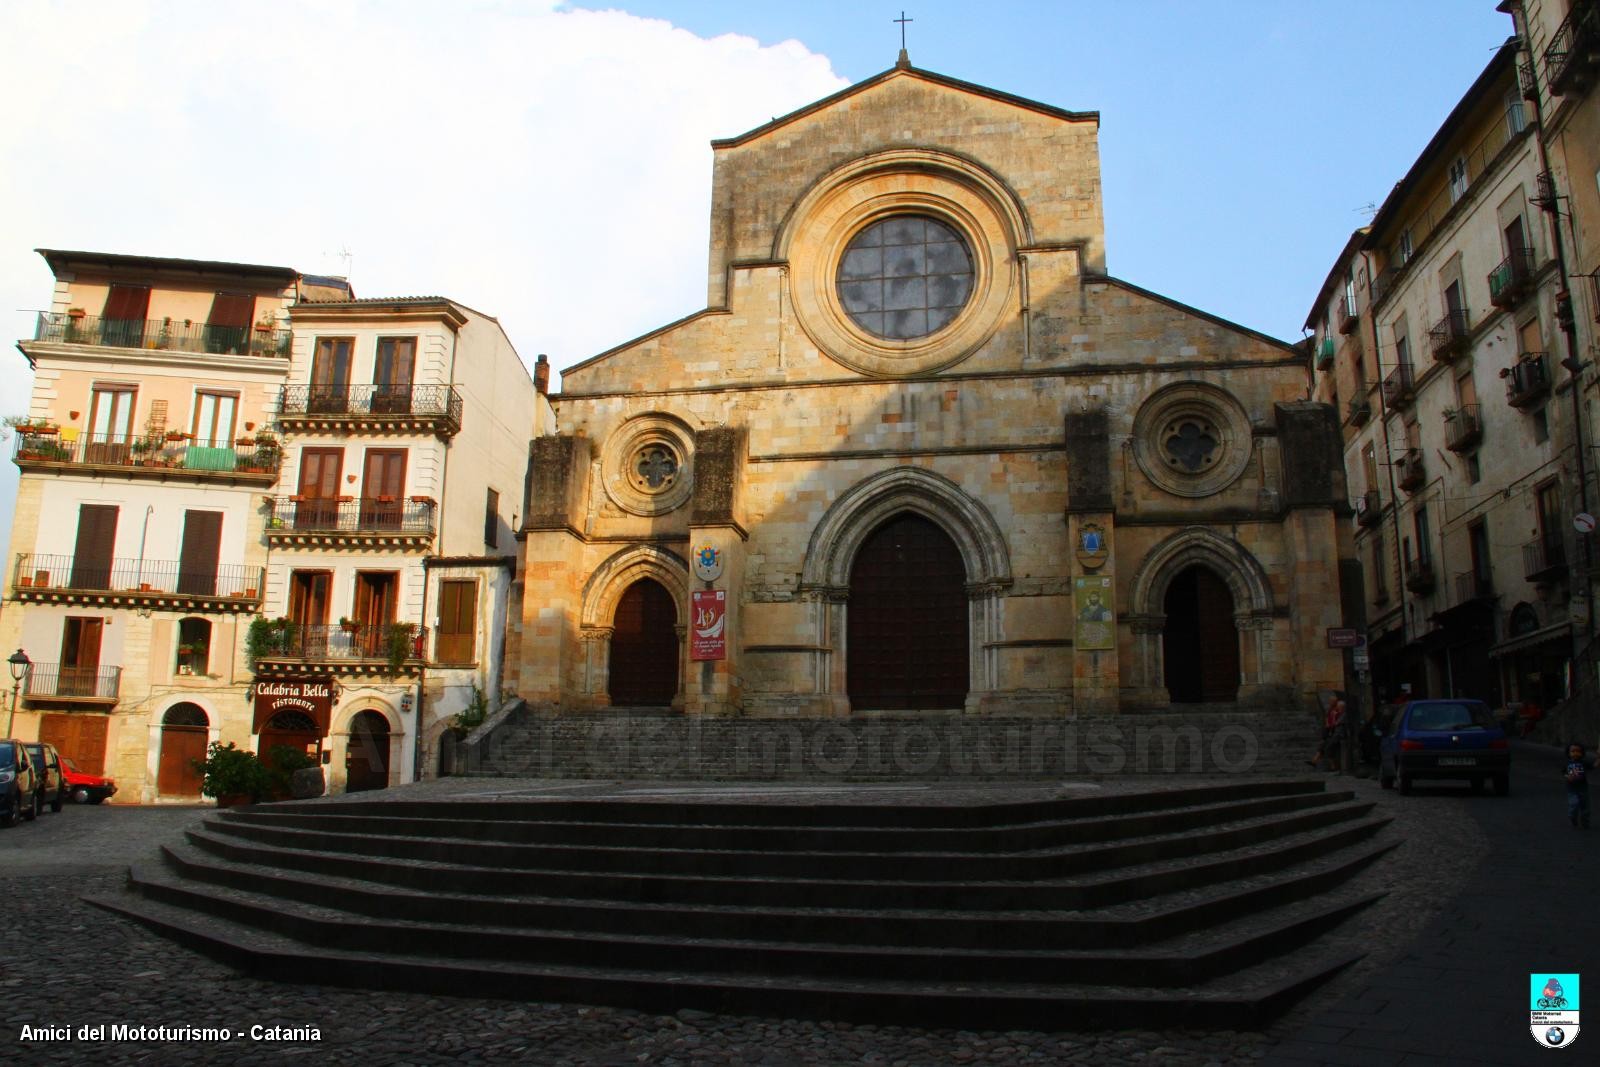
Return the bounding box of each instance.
[176,618,211,676]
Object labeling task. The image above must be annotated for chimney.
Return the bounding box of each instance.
[534,353,549,395]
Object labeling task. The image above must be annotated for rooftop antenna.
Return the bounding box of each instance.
[895,10,913,68]
[1356,202,1378,221]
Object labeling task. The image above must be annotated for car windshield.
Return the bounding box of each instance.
[1407,702,1496,732]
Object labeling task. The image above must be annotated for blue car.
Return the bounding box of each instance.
[1380,699,1510,795]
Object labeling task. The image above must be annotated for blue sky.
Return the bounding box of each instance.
[0,1,1518,554]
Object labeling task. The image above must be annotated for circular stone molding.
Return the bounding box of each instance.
[603,414,694,517]
[1131,383,1253,498]
[781,150,1024,378]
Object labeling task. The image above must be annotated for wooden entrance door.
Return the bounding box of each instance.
[289,570,332,657]
[70,504,118,590]
[259,710,322,766]
[847,513,969,709]
[39,714,109,775]
[608,579,678,706]
[344,711,390,792]
[354,571,397,656]
[176,510,222,596]
[157,703,209,796]
[1163,566,1240,703]
[361,449,407,529]
[435,579,478,664]
[296,448,343,529]
[60,617,104,697]
[372,337,416,414]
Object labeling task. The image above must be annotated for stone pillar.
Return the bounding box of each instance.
[515,434,592,709]
[685,426,747,717]
[1065,409,1120,715]
[1275,402,1348,703]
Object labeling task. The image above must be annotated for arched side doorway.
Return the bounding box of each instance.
[259,710,322,765]
[157,702,209,797]
[608,578,680,707]
[1162,565,1240,703]
[847,513,970,709]
[344,710,391,792]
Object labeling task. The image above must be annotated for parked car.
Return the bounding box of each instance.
[22,742,64,813]
[1380,698,1510,795]
[60,756,116,804]
[0,740,42,825]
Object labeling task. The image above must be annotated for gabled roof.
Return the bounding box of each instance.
[710,63,1098,150]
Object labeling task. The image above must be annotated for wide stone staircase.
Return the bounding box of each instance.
[89,777,1392,1029]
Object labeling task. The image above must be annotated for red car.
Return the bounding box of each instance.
[60,757,116,804]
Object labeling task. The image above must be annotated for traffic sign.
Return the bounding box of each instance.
[1575,512,1596,534]
[1352,648,1370,670]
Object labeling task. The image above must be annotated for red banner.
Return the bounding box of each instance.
[690,589,727,661]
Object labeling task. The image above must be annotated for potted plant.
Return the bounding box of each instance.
[245,616,291,667]
[166,430,190,442]
[339,616,361,634]
[194,742,273,806]
[384,622,419,675]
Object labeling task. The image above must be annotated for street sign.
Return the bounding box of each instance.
[1352,648,1370,670]
[1575,512,1597,534]
[1326,628,1364,649]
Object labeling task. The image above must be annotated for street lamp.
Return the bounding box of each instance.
[6,649,30,738]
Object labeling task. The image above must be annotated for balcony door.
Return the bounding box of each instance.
[205,292,254,355]
[176,511,222,596]
[310,337,353,413]
[289,570,332,658]
[101,284,150,348]
[87,384,137,463]
[354,571,398,656]
[361,449,407,529]
[372,337,415,414]
[70,504,118,590]
[296,448,343,529]
[191,391,238,449]
[60,617,104,697]
[435,579,477,664]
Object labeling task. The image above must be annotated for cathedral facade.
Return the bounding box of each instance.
[508,62,1348,720]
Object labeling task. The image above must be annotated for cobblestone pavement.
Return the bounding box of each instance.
[0,773,1491,1066]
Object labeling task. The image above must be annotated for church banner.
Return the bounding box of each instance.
[690,589,727,661]
[252,678,334,734]
[1074,575,1116,652]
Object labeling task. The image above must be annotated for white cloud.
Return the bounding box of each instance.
[0,0,850,554]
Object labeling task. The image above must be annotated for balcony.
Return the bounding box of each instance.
[28,312,290,359]
[1444,406,1483,453]
[1523,533,1568,583]
[1532,170,1560,213]
[1403,554,1435,595]
[1428,309,1471,362]
[12,431,280,486]
[266,496,438,550]
[1316,336,1335,370]
[1338,296,1359,335]
[1369,267,1400,307]
[21,664,121,706]
[1347,394,1372,427]
[277,384,463,439]
[1505,352,1551,408]
[1355,488,1384,528]
[1395,447,1425,492]
[1519,60,1540,101]
[1488,249,1537,310]
[1454,570,1494,605]
[1381,363,1415,410]
[1545,0,1600,96]
[12,553,262,612]
[253,622,428,678]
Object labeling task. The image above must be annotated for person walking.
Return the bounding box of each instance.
[1565,743,1593,830]
[1309,695,1347,772]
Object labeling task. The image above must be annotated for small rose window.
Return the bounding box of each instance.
[629,443,680,493]
[1163,418,1220,472]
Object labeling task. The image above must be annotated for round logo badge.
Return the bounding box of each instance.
[693,543,724,582]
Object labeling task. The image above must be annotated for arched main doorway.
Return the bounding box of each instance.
[608,578,679,706]
[157,703,209,797]
[1163,565,1240,703]
[259,710,322,765]
[344,711,391,792]
[848,512,969,709]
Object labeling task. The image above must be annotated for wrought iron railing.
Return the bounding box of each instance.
[30,312,291,358]
[1523,534,1567,581]
[11,431,281,476]
[23,664,121,701]
[13,553,263,599]
[1316,336,1335,368]
[1428,309,1470,359]
[1454,570,1494,604]
[279,384,463,428]
[1338,294,1359,334]
[256,622,428,663]
[267,497,437,535]
[1381,362,1415,409]
[1395,447,1425,491]
[1506,352,1551,408]
[1488,248,1538,307]
[1545,0,1600,94]
[1403,553,1435,594]
[1355,488,1383,527]
[1444,405,1483,452]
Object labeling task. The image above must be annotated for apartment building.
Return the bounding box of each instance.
[3,249,297,801]
[1308,36,1579,711]
[252,297,549,791]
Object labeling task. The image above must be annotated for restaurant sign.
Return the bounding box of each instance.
[252,678,334,733]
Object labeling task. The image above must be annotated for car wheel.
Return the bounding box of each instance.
[70,786,90,804]
[22,792,40,821]
[1493,773,1510,796]
[0,792,17,828]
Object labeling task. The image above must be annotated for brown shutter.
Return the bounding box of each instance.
[177,511,223,595]
[206,292,255,327]
[436,580,477,663]
[102,284,150,321]
[71,504,119,589]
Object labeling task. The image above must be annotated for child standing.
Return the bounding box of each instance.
[1565,743,1592,830]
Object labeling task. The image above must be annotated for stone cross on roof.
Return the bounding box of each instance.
[895,11,912,68]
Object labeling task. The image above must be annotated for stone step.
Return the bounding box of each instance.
[85,889,1365,1030]
[218,788,1350,853]
[122,858,1383,987]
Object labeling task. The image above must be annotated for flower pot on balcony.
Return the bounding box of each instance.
[166,432,189,442]
[16,576,31,588]
[33,570,48,586]
[66,308,85,320]
[243,587,258,599]
[138,583,153,592]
